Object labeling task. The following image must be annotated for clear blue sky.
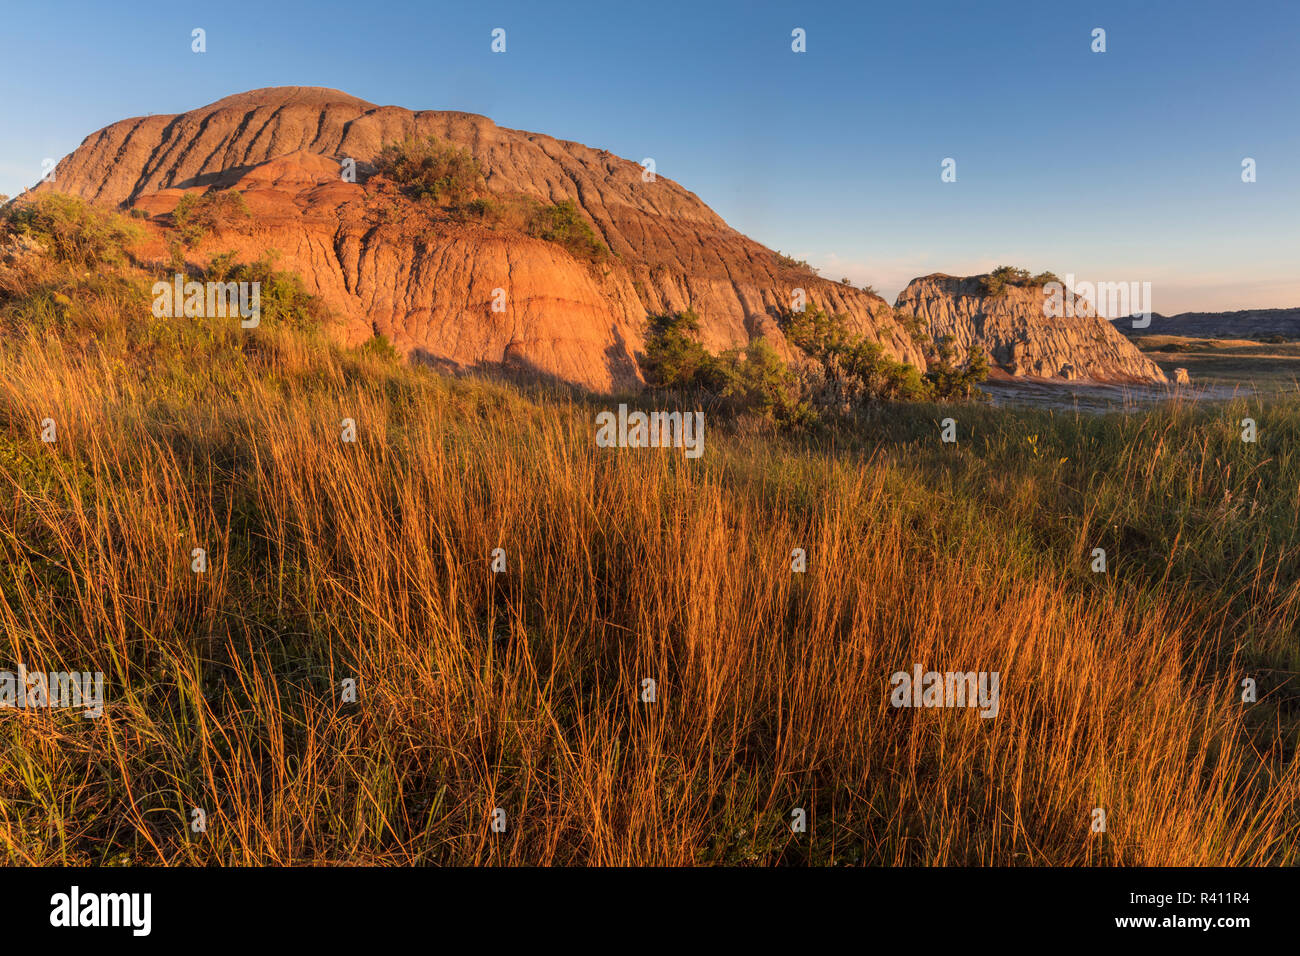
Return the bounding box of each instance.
[2,0,1296,312]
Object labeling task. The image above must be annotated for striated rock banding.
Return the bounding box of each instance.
[895,274,1168,384]
[32,87,1170,391]
[34,86,921,391]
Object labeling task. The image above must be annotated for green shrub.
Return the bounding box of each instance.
[713,339,813,426]
[527,199,608,261]
[980,266,1060,297]
[454,197,500,222]
[924,335,990,400]
[167,240,187,275]
[374,135,485,205]
[2,193,141,268]
[783,299,857,355]
[0,272,147,340]
[839,340,931,401]
[642,310,811,426]
[643,302,981,429]
[205,249,328,334]
[642,310,718,390]
[775,251,813,272]
[895,308,931,348]
[980,266,1030,297]
[784,301,930,402]
[172,189,251,247]
[357,332,401,363]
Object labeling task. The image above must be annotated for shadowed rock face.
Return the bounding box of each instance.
[35,86,923,391]
[895,274,1168,384]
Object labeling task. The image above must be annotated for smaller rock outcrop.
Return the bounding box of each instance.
[895,273,1168,384]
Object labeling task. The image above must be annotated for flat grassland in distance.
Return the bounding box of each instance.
[1134,334,1300,396]
[2,219,1298,866]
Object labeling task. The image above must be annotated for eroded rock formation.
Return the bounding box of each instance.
[35,86,920,391]
[32,87,1169,390]
[895,274,1168,384]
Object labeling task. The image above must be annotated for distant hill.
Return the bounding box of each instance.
[1112,308,1300,340]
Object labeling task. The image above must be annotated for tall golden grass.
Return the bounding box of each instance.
[0,232,1297,865]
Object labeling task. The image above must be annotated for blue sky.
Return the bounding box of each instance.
[1,0,1296,312]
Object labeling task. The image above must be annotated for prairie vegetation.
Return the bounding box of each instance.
[525,199,608,262]
[374,135,486,206]
[374,138,608,262]
[641,302,988,421]
[980,265,1062,297]
[171,189,252,247]
[1133,334,1300,395]
[5,194,141,267]
[0,198,1297,865]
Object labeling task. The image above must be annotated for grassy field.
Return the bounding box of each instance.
[1,220,1299,866]
[1134,334,1300,396]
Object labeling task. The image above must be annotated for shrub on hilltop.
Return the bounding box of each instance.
[374,138,608,264]
[979,265,1062,297]
[374,135,485,205]
[774,251,814,273]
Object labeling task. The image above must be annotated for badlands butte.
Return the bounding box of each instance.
[33,86,1167,390]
